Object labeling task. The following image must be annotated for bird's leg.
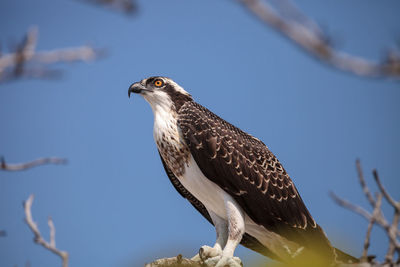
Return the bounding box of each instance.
[191,210,227,261]
[204,194,244,267]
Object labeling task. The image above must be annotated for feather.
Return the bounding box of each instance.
[178,101,335,261]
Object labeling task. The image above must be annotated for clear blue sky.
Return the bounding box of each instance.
[1,0,399,266]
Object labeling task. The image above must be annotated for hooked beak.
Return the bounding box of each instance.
[128,82,147,98]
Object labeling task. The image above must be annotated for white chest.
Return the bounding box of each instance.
[180,156,228,219]
[180,156,302,260]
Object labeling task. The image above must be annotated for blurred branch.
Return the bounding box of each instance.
[79,0,137,15]
[362,194,382,262]
[145,254,203,267]
[0,230,6,237]
[0,156,67,171]
[372,169,400,263]
[356,159,375,207]
[330,160,400,265]
[239,0,400,79]
[0,26,104,82]
[23,194,69,267]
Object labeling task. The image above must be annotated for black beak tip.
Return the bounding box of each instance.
[128,83,135,98]
[128,83,143,99]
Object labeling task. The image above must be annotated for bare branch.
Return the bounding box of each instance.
[330,192,372,222]
[13,26,38,77]
[362,194,382,262]
[23,195,69,267]
[145,254,203,267]
[373,169,400,263]
[239,0,400,79]
[0,27,104,82]
[373,169,400,211]
[0,157,67,171]
[331,160,400,264]
[330,192,400,257]
[356,159,376,207]
[387,210,400,264]
[48,217,56,248]
[79,0,137,15]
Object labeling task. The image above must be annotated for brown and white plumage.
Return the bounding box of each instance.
[128,76,357,266]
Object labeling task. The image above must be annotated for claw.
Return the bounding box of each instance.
[192,245,222,262]
[204,255,242,267]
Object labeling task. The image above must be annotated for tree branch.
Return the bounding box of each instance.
[0,26,104,82]
[145,255,203,267]
[373,170,400,211]
[0,156,67,171]
[23,194,69,267]
[79,0,137,15]
[362,194,382,262]
[356,159,376,207]
[330,160,400,264]
[372,170,400,263]
[239,0,400,79]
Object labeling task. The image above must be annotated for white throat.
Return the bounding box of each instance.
[142,91,180,148]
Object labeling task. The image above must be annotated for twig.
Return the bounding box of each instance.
[330,192,400,258]
[330,192,373,223]
[373,170,400,263]
[362,194,382,262]
[356,159,376,207]
[373,170,400,210]
[23,195,69,267]
[79,0,137,15]
[239,0,400,79]
[0,27,104,82]
[330,160,400,264]
[0,156,67,171]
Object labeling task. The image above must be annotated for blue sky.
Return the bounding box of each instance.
[1,0,399,266]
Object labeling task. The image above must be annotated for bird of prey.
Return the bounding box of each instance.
[128,76,357,267]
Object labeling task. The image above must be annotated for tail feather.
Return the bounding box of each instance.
[334,247,359,264]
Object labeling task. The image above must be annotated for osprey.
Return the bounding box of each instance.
[128,76,356,266]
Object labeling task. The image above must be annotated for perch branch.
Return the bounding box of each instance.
[239,0,400,79]
[23,194,69,267]
[145,254,203,267]
[1,156,67,171]
[0,26,103,82]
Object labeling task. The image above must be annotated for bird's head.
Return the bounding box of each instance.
[128,76,192,112]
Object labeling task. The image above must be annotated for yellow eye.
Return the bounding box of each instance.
[154,79,164,87]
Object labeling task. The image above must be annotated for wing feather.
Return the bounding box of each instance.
[178,101,334,259]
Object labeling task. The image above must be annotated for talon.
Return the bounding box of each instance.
[192,245,223,262]
[199,247,206,261]
[210,255,242,267]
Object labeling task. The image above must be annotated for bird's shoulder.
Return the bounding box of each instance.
[178,100,267,150]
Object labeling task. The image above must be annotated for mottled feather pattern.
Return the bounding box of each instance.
[158,150,282,261]
[154,111,191,178]
[178,101,335,259]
